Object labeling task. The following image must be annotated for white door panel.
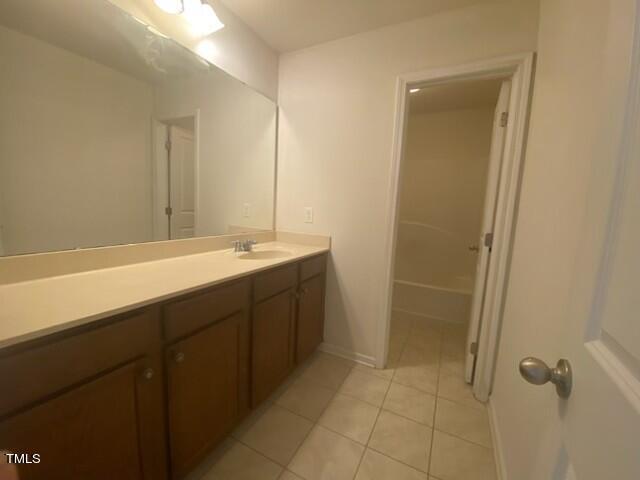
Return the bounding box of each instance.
[555,1,640,477]
[465,80,511,383]
[169,126,196,239]
[491,2,640,478]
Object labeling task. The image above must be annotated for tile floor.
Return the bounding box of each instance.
[188,309,497,480]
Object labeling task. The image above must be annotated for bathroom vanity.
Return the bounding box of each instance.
[0,1,329,478]
[0,244,328,480]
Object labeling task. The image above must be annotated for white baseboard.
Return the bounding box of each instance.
[487,398,508,480]
[318,342,376,368]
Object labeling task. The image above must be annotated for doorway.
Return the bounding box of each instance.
[379,54,534,402]
[153,114,199,241]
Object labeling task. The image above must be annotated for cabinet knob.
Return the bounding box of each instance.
[301,287,309,296]
[174,352,185,363]
[142,368,154,381]
[290,291,300,300]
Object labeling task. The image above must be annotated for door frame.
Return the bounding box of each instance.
[151,109,200,240]
[377,53,535,402]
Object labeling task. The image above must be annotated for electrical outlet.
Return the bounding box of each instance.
[304,207,313,223]
[242,203,250,218]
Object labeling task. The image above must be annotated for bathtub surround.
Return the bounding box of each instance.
[398,108,494,272]
[393,106,495,325]
[277,1,540,364]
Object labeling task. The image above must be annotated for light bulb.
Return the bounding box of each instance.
[154,0,184,14]
[184,1,225,37]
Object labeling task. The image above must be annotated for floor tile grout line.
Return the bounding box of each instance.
[234,355,353,475]
[366,444,432,476]
[350,363,395,480]
[427,322,444,477]
[431,426,494,451]
[283,361,358,478]
[231,437,290,470]
[385,325,434,475]
[378,405,435,428]
[204,337,493,480]
[435,395,489,413]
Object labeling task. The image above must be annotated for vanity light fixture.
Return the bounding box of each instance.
[154,0,225,37]
[409,88,421,93]
[184,0,225,36]
[154,0,184,15]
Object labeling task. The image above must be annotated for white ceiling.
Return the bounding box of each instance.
[218,0,498,52]
[409,78,502,114]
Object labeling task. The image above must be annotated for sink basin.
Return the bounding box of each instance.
[238,249,293,260]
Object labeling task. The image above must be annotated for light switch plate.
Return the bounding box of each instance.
[304,207,313,223]
[242,203,250,218]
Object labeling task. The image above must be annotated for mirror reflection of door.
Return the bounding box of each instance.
[168,125,196,239]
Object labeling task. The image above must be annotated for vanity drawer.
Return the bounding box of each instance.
[0,308,160,417]
[253,264,298,303]
[300,254,327,281]
[163,279,250,341]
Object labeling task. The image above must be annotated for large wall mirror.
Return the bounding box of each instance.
[0,0,277,256]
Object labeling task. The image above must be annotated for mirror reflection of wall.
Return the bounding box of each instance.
[0,0,277,256]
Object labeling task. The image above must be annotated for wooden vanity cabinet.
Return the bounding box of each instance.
[162,280,250,479]
[296,273,326,363]
[0,308,167,480]
[0,254,327,480]
[251,264,298,406]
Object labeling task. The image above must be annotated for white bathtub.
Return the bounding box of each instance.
[392,221,475,324]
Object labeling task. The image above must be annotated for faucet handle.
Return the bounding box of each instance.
[243,239,257,251]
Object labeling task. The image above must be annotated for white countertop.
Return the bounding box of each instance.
[0,241,329,349]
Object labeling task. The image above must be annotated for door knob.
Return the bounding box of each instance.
[519,357,572,398]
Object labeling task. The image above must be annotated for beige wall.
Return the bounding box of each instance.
[395,108,493,285]
[110,0,279,100]
[0,25,154,256]
[276,1,540,362]
[491,0,636,478]
[154,70,276,236]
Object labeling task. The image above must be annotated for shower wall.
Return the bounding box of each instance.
[393,107,494,323]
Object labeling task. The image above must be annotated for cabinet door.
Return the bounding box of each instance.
[166,313,246,479]
[252,289,296,406]
[0,359,161,480]
[296,274,325,363]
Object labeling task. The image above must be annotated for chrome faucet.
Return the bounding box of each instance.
[232,239,257,252]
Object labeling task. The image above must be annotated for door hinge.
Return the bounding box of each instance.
[484,232,494,249]
[165,139,171,152]
[165,206,172,216]
[470,342,478,355]
[500,111,509,127]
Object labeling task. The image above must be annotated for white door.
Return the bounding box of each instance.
[518,2,640,477]
[169,126,196,239]
[557,41,640,480]
[465,80,511,383]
